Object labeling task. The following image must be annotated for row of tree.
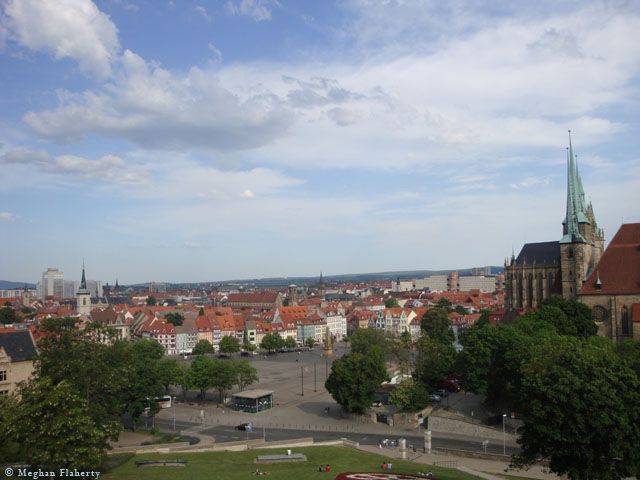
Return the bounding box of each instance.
[0,317,259,470]
[456,297,640,480]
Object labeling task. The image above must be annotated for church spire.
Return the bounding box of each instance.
[79,261,88,290]
[561,131,587,244]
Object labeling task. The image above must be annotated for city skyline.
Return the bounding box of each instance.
[1,0,640,283]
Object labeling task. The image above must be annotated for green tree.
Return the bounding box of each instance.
[513,335,640,479]
[233,359,259,391]
[243,340,257,352]
[198,307,205,316]
[146,295,157,306]
[260,332,284,352]
[284,336,297,349]
[219,335,241,355]
[385,298,400,308]
[541,296,597,338]
[177,364,190,401]
[389,378,429,412]
[349,328,387,357]
[325,350,388,413]
[0,305,17,324]
[9,378,118,469]
[158,358,182,392]
[414,333,456,388]
[620,338,640,377]
[188,355,215,399]
[420,308,454,344]
[192,339,215,355]
[0,394,21,463]
[120,339,165,425]
[305,337,316,349]
[211,359,236,403]
[36,318,127,429]
[453,305,468,315]
[165,312,184,326]
[436,297,452,311]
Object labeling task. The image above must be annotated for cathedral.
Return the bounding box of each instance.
[505,132,604,311]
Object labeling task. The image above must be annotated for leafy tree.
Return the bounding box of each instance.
[233,359,259,391]
[389,378,429,412]
[349,328,387,357]
[0,305,17,324]
[188,355,215,399]
[243,340,257,352]
[260,332,284,352]
[193,339,215,355]
[219,335,241,355]
[385,298,400,308]
[177,364,190,401]
[325,350,388,413]
[36,318,127,429]
[158,358,182,392]
[284,336,297,349]
[0,394,21,463]
[541,296,597,338]
[400,330,412,344]
[305,337,316,349]
[146,295,157,306]
[165,312,184,326]
[453,305,468,315]
[619,338,640,377]
[420,308,454,344]
[513,335,640,479]
[476,309,491,328]
[9,378,118,469]
[211,359,236,403]
[436,297,452,311]
[120,339,165,425]
[414,333,456,388]
[198,307,205,316]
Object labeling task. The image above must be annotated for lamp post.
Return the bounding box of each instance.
[172,396,176,431]
[301,365,304,396]
[502,414,507,455]
[314,362,317,392]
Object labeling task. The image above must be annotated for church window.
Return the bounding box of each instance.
[0,370,6,381]
[568,247,574,258]
[622,307,631,336]
[592,306,609,323]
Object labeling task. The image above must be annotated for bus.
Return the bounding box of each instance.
[155,395,172,409]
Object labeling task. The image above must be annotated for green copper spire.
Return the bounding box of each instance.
[80,261,88,290]
[561,131,587,244]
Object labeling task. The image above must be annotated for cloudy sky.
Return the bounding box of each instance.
[0,0,639,284]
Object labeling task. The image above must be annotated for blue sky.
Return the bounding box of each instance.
[1,0,639,284]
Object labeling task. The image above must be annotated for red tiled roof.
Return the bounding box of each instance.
[227,292,279,304]
[279,306,308,322]
[580,223,640,295]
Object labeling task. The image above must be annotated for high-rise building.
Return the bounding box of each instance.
[40,268,64,300]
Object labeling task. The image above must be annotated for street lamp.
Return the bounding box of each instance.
[502,414,507,455]
[172,396,176,431]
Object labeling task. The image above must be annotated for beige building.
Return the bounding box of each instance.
[0,330,38,396]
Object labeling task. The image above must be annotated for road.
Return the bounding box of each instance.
[151,418,517,456]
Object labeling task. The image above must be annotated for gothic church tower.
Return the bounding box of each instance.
[559,131,605,298]
[76,262,92,316]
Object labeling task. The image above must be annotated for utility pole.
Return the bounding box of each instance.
[314,362,317,392]
[301,365,304,396]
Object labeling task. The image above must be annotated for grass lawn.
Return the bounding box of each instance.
[101,446,481,480]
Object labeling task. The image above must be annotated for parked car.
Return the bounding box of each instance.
[235,422,252,431]
[240,351,250,357]
[435,389,447,398]
[428,394,442,403]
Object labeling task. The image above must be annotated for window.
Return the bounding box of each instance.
[0,390,9,396]
[0,370,7,382]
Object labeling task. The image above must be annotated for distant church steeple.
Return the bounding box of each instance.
[76,261,92,316]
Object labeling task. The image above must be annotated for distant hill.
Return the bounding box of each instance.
[0,280,36,290]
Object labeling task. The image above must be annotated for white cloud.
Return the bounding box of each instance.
[242,189,254,198]
[24,50,293,151]
[509,176,552,189]
[3,0,120,78]
[0,211,16,221]
[0,148,148,185]
[194,5,212,22]
[184,241,202,248]
[226,0,280,22]
[208,42,223,63]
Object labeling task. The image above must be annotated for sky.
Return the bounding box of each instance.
[0,0,639,284]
